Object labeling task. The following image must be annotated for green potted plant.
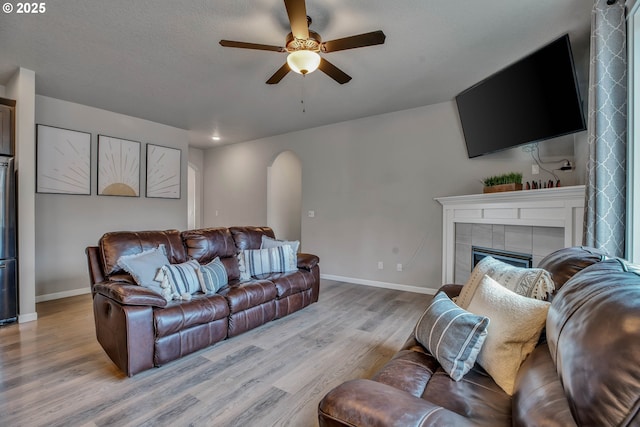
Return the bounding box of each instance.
[482,172,523,193]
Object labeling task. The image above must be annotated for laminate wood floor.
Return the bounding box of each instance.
[0,280,432,427]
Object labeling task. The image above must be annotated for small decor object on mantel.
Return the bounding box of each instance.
[482,172,523,193]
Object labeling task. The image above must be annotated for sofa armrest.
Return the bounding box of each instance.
[438,284,464,299]
[93,281,167,307]
[297,253,319,270]
[318,379,475,427]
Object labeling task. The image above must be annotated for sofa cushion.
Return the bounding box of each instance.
[466,275,550,395]
[512,343,576,427]
[229,226,275,251]
[199,257,228,293]
[414,292,489,381]
[256,269,314,298]
[117,244,172,301]
[546,258,640,426]
[218,280,278,313]
[181,227,237,263]
[100,229,187,276]
[536,245,609,292]
[457,256,555,308]
[373,337,511,425]
[153,293,229,338]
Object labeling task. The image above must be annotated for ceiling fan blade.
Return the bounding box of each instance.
[266,63,291,84]
[321,30,386,53]
[284,0,309,40]
[220,40,285,52]
[318,58,352,84]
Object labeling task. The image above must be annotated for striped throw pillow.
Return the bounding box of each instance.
[199,257,228,293]
[414,292,490,381]
[159,260,202,299]
[239,245,296,280]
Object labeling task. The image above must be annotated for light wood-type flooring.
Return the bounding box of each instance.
[0,280,432,427]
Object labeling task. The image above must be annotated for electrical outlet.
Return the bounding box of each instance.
[532,164,540,175]
[377,261,384,270]
[396,263,403,272]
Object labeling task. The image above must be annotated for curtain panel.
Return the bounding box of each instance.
[584,0,628,257]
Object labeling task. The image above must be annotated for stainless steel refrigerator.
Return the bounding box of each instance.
[0,155,16,324]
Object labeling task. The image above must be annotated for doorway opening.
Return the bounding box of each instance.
[267,150,302,243]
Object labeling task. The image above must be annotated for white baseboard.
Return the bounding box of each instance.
[320,274,438,295]
[36,287,91,303]
[18,312,38,323]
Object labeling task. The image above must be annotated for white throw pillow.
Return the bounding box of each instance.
[466,274,550,395]
[457,256,555,309]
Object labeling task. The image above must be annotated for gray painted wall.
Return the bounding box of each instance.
[35,95,189,299]
[203,101,583,290]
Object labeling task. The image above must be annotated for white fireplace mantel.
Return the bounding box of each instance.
[435,185,585,283]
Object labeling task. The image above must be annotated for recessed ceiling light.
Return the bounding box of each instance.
[212,136,221,141]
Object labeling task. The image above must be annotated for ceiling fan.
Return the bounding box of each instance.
[219,0,386,84]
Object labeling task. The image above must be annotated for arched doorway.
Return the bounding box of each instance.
[267,150,302,243]
[187,162,199,230]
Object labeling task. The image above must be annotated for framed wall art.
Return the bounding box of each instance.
[97,135,140,197]
[36,124,91,195]
[146,144,181,199]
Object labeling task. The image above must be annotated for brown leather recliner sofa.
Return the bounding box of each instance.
[86,226,319,377]
[318,246,640,426]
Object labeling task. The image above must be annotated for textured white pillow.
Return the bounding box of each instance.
[466,274,550,395]
[457,256,555,309]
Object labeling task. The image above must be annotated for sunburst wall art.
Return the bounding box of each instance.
[146,144,181,199]
[97,135,140,197]
[36,124,91,195]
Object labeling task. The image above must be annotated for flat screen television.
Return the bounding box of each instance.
[455,34,586,158]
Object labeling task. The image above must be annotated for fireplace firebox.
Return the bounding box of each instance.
[472,246,533,269]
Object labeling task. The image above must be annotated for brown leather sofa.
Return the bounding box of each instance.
[318,246,640,426]
[86,226,319,377]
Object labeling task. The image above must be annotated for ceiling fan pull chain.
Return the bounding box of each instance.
[301,74,306,113]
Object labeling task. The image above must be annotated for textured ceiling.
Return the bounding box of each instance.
[0,0,592,148]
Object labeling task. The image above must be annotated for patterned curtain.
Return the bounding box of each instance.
[583,0,627,257]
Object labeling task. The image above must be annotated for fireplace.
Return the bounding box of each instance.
[436,185,585,285]
[472,246,532,269]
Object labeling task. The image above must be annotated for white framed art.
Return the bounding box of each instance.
[97,135,140,197]
[146,144,181,199]
[36,124,92,195]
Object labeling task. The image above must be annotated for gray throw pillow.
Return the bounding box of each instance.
[117,244,172,301]
[414,292,490,381]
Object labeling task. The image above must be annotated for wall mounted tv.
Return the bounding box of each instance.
[455,34,586,158]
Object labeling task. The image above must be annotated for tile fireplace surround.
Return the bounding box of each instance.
[436,185,585,284]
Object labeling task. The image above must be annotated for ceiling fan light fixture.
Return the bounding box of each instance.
[287,50,321,75]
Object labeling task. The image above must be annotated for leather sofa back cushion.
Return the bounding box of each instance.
[181,228,240,281]
[536,246,608,292]
[229,226,275,252]
[181,228,237,262]
[100,230,186,276]
[546,259,640,426]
